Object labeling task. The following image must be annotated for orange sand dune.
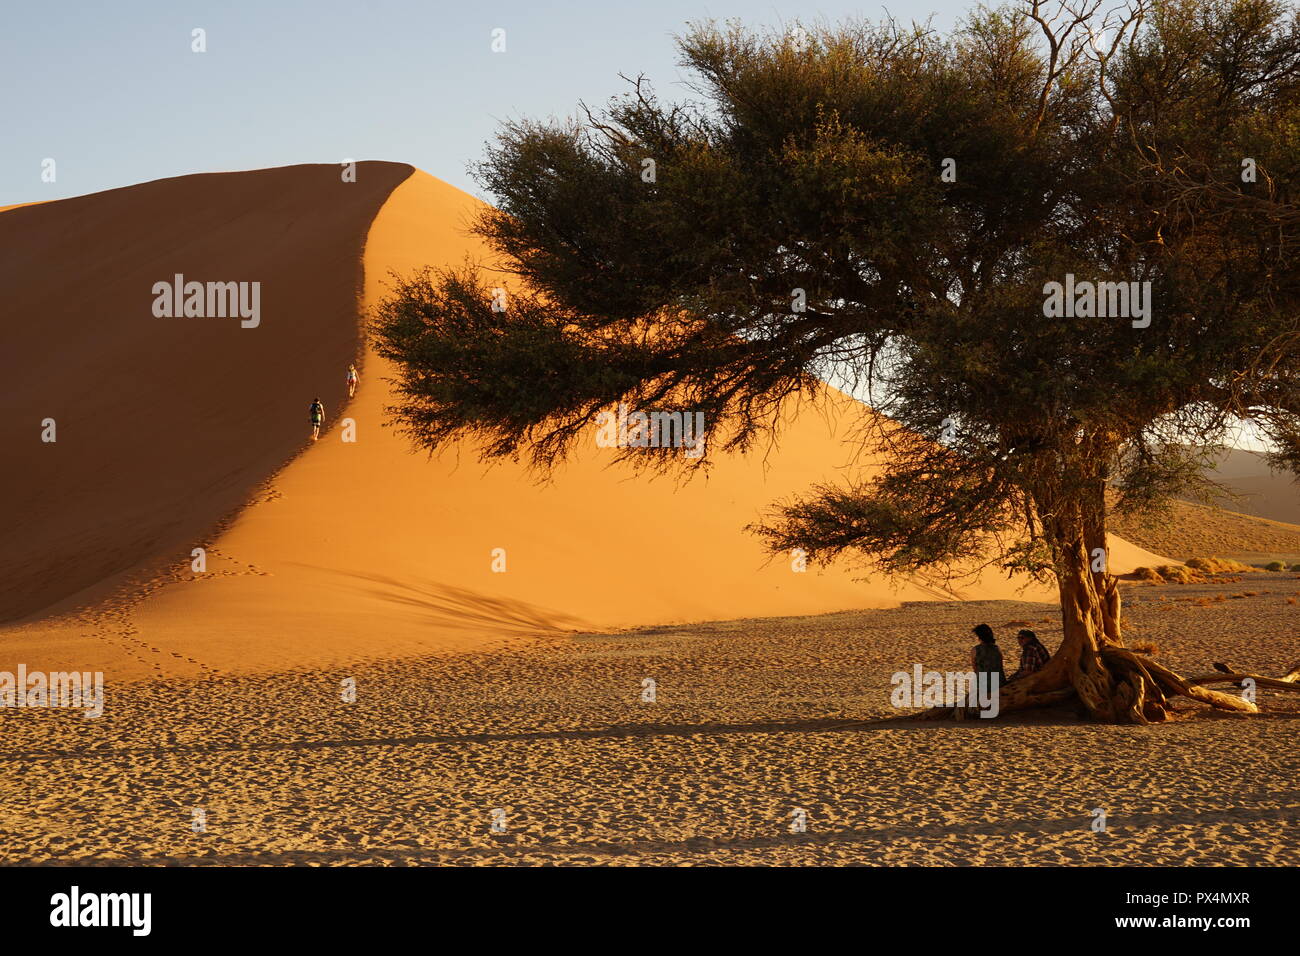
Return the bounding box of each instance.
[0,163,412,622]
[1,166,1168,680]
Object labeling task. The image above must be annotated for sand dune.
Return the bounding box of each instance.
[1111,495,1300,564]
[0,163,412,622]
[1202,447,1300,526]
[1,165,1172,681]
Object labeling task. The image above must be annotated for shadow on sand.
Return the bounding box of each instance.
[5,710,1297,764]
[308,566,593,634]
[39,800,1300,867]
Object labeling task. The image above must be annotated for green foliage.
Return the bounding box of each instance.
[373,0,1300,582]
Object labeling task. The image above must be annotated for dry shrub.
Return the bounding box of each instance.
[1129,641,1159,655]
[1185,556,1258,574]
[1158,565,1203,584]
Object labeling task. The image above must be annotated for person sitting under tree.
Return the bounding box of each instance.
[1007,629,1051,684]
[969,624,1006,691]
[957,624,1006,718]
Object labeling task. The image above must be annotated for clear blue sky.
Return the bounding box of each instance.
[1,0,972,205]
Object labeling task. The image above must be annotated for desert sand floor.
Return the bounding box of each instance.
[2,578,1297,867]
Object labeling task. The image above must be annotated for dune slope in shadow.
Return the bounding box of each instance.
[0,163,414,621]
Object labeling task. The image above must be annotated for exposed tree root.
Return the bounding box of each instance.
[1184,671,1300,693]
[912,653,1300,723]
[1136,656,1258,716]
[910,548,1296,724]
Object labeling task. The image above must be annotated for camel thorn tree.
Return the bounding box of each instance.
[373,0,1300,723]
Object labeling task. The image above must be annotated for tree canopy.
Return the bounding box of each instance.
[373,0,1300,721]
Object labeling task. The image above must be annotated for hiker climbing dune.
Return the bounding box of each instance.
[310,397,325,441]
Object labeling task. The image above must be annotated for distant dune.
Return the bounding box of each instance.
[1,165,1172,680]
[1111,496,1300,565]
[1107,447,1300,564]
[1201,447,1300,526]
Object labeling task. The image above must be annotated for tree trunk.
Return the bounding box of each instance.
[918,472,1262,723]
[996,478,1256,722]
[1081,475,1123,645]
[995,527,1123,720]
